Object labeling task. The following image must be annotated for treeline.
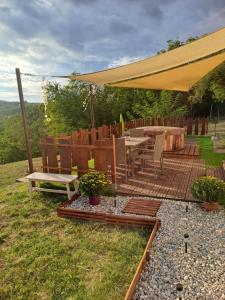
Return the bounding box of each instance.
[1,38,225,164]
[0,104,46,164]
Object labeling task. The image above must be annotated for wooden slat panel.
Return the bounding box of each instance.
[46,136,58,173]
[194,118,199,135]
[40,137,48,172]
[90,128,97,144]
[58,136,72,174]
[201,118,206,135]
[93,138,113,175]
[71,131,79,166]
[187,117,193,135]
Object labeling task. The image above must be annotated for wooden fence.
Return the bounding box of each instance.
[40,129,116,183]
[40,117,208,181]
[123,117,208,135]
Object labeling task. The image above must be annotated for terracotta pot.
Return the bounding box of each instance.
[201,202,220,212]
[89,196,101,206]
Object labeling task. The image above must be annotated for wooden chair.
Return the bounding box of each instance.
[115,137,139,181]
[136,133,165,177]
[130,128,145,137]
[115,137,129,182]
[130,128,154,148]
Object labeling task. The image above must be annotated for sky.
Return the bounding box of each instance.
[0,0,225,103]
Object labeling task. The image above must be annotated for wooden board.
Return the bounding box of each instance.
[122,199,161,217]
[164,143,200,159]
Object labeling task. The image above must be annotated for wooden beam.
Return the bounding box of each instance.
[15,68,34,174]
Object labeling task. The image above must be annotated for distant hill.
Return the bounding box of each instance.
[0,100,40,118]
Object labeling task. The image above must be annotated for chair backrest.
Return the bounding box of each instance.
[130,128,145,137]
[115,137,126,165]
[153,133,165,161]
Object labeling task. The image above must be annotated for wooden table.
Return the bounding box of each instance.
[26,172,78,200]
[125,137,150,174]
[125,137,150,148]
[136,126,185,151]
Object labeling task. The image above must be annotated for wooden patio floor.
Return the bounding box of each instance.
[117,158,224,201]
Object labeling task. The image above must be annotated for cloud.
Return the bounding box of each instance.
[0,0,225,102]
[108,56,142,68]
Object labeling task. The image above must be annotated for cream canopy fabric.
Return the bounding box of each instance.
[70,26,225,91]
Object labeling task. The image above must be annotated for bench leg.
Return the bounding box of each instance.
[73,179,78,193]
[28,180,33,200]
[66,183,71,200]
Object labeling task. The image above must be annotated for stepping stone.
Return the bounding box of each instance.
[122,198,161,217]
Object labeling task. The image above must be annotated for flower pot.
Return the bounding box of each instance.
[201,202,220,212]
[89,196,101,206]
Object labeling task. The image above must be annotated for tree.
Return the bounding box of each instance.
[131,90,187,119]
[0,104,45,164]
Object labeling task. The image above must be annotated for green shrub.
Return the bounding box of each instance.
[191,176,225,202]
[78,171,110,197]
[101,184,116,197]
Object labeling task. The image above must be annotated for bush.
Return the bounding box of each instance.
[78,171,110,197]
[191,176,225,202]
[101,184,116,197]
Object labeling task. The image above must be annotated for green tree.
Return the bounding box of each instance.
[0,104,45,164]
[131,90,187,118]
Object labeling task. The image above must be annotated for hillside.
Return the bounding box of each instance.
[0,100,40,118]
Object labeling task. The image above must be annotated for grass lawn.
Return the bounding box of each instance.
[0,157,42,189]
[0,164,149,300]
[187,135,225,166]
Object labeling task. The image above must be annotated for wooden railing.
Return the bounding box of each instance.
[40,117,208,181]
[123,117,208,135]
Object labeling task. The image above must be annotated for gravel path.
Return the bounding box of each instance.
[67,196,225,299]
[134,200,225,300]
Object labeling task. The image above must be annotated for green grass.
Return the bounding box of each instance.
[187,135,225,166]
[0,181,149,300]
[0,157,42,189]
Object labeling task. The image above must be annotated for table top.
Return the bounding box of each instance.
[125,137,150,147]
[26,172,77,183]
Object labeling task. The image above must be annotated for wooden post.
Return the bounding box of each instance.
[111,134,117,188]
[89,84,95,128]
[15,68,34,174]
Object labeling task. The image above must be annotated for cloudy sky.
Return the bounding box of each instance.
[0,0,225,103]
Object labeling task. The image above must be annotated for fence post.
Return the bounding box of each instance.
[111,135,117,186]
[201,118,206,135]
[194,118,199,135]
[187,117,193,135]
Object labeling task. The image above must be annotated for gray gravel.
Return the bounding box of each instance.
[67,196,225,299]
[67,195,129,215]
[134,200,225,300]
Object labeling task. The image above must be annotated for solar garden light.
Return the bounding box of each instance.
[176,283,183,300]
[114,199,117,207]
[186,205,188,213]
[184,233,189,253]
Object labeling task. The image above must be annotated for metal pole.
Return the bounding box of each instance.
[15,68,34,174]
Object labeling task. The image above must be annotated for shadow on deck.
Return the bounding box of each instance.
[117,158,224,201]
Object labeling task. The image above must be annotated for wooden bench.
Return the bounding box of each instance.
[25,172,78,200]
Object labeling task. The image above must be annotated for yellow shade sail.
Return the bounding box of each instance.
[69,26,225,91]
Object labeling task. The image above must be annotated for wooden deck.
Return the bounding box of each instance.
[117,158,224,201]
[163,142,200,159]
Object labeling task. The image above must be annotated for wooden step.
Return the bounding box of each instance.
[122,198,161,217]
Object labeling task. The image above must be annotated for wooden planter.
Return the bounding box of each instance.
[201,202,220,212]
[57,196,161,300]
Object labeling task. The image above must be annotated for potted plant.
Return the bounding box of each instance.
[191,176,225,211]
[78,171,110,205]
